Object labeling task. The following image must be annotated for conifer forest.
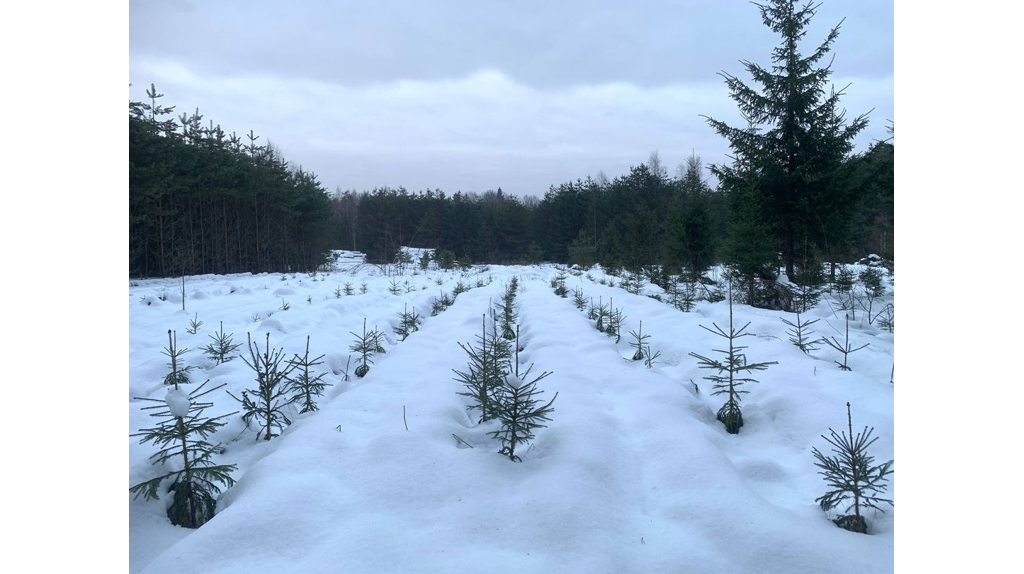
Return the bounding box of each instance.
[130,1,894,572]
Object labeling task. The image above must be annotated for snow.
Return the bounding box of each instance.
[130,254,894,573]
[164,388,190,418]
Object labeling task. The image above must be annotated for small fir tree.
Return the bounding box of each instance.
[163,330,195,386]
[496,278,519,340]
[689,290,777,434]
[490,327,556,462]
[388,278,402,295]
[454,314,512,423]
[821,315,868,371]
[874,303,894,333]
[202,322,242,365]
[792,263,826,313]
[359,282,368,294]
[130,380,237,528]
[344,282,355,296]
[334,286,343,299]
[593,296,610,332]
[553,268,569,297]
[287,336,331,414]
[394,304,422,341]
[780,313,820,354]
[605,299,626,343]
[675,281,699,312]
[372,325,387,354]
[186,313,203,335]
[230,333,298,440]
[812,402,893,534]
[628,320,650,361]
[419,251,431,270]
[572,287,587,311]
[859,267,885,297]
[350,319,378,377]
[833,265,855,295]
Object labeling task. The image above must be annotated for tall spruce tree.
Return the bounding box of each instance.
[705,0,869,279]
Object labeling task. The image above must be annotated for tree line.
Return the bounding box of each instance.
[129,0,893,287]
[129,86,334,278]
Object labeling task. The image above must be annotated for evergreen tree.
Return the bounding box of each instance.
[821,315,868,371]
[689,290,777,433]
[705,0,869,279]
[719,130,779,305]
[567,229,598,268]
[350,319,379,378]
[231,333,298,440]
[454,314,512,423]
[780,312,820,354]
[163,330,195,386]
[490,328,557,462]
[394,304,422,341]
[130,378,236,528]
[812,402,893,533]
[202,322,241,365]
[287,335,331,414]
[668,154,717,281]
[496,277,519,340]
[628,320,660,367]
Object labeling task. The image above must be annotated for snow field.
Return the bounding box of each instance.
[130,258,893,573]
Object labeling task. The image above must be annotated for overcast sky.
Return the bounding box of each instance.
[129,0,893,198]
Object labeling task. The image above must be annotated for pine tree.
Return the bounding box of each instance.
[490,328,556,462]
[202,322,242,365]
[780,312,820,354]
[230,333,298,440]
[130,378,236,528]
[287,335,331,413]
[812,402,893,533]
[689,290,777,433]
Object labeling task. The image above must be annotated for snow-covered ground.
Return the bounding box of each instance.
[129,253,894,573]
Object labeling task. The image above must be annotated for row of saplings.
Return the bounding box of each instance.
[129,288,454,529]
[556,273,893,535]
[454,276,558,463]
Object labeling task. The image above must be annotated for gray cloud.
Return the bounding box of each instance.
[130,0,893,197]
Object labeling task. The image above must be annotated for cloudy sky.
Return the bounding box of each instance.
[129,0,893,197]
